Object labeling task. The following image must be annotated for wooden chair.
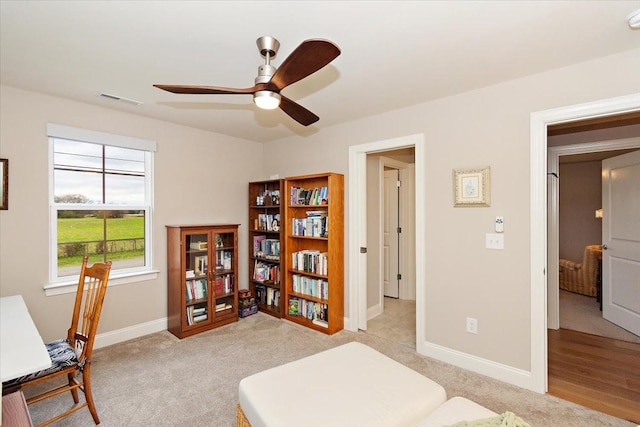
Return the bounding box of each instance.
[2,256,112,426]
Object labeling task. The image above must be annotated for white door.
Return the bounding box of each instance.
[383,169,400,298]
[602,149,640,336]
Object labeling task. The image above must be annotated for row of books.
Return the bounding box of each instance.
[215,302,233,312]
[290,186,328,206]
[215,250,233,270]
[192,255,208,275]
[291,216,329,238]
[254,213,280,232]
[253,260,280,284]
[185,279,208,302]
[186,305,207,325]
[287,298,329,328]
[291,274,328,300]
[214,274,234,295]
[291,250,328,275]
[253,235,280,260]
[255,284,280,307]
[255,189,280,206]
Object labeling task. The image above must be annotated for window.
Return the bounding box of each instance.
[47,124,156,290]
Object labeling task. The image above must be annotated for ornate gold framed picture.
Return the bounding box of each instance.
[453,166,490,207]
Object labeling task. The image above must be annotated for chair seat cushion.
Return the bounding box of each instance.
[2,339,78,387]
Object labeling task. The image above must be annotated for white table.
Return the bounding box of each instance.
[1,295,52,425]
[1,295,52,382]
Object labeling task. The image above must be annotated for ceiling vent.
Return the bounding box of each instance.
[99,93,143,106]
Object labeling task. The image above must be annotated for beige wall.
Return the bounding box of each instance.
[262,48,640,371]
[1,48,638,375]
[558,161,603,261]
[0,85,263,342]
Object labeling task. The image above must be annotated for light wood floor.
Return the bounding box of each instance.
[548,328,640,424]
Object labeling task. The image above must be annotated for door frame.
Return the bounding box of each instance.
[348,134,425,344]
[547,137,640,330]
[530,93,640,393]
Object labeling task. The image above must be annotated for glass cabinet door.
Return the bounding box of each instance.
[184,232,210,327]
[213,231,235,318]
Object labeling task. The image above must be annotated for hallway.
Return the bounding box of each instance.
[365,297,416,348]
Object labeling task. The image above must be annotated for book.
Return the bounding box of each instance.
[288,298,300,316]
[194,255,208,275]
[253,235,266,257]
[190,241,207,250]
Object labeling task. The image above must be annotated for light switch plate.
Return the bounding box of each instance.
[486,233,504,250]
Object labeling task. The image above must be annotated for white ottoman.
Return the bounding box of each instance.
[238,342,447,427]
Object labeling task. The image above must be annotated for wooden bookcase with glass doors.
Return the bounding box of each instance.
[166,224,239,339]
[284,172,344,334]
[248,179,285,317]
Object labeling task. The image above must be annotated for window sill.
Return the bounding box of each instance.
[44,269,160,296]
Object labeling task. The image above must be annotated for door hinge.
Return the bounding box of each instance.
[360,247,367,254]
[397,227,402,233]
[397,180,401,187]
[397,273,402,280]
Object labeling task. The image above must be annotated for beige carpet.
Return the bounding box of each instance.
[366,297,416,347]
[559,290,640,343]
[23,312,636,427]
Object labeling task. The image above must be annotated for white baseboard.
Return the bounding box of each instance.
[94,317,167,349]
[92,316,536,393]
[367,303,382,320]
[418,339,536,392]
[344,315,356,332]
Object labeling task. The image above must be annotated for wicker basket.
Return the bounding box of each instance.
[236,404,251,427]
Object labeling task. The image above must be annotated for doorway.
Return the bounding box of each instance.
[364,153,416,347]
[547,137,640,331]
[530,94,640,393]
[348,134,425,351]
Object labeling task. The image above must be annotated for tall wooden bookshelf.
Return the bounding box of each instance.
[284,172,344,334]
[248,180,284,317]
[166,224,239,338]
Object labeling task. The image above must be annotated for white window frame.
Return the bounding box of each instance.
[45,124,158,296]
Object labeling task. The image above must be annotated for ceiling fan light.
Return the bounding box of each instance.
[628,9,640,29]
[254,91,281,110]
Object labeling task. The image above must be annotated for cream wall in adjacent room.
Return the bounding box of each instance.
[558,161,603,262]
[262,49,640,371]
[0,85,263,342]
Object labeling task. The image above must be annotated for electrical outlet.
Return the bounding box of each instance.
[466,317,478,334]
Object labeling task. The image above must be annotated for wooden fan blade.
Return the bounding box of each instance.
[279,95,319,126]
[270,39,340,90]
[153,84,260,95]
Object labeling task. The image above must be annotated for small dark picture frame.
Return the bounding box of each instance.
[0,158,7,210]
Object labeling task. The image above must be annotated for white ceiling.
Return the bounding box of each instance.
[1,1,638,143]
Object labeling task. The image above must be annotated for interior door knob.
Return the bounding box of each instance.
[602,244,608,250]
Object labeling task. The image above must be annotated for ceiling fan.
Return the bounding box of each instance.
[154,36,340,126]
